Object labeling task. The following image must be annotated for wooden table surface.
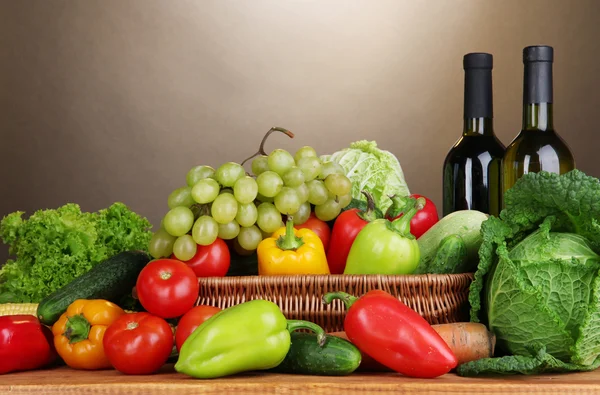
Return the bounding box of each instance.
[2,364,600,394]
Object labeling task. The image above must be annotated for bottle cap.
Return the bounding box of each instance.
[523,46,554,63]
[463,53,493,70]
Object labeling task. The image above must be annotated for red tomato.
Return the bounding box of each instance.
[136,259,199,319]
[175,238,230,277]
[387,194,439,239]
[103,312,174,375]
[295,213,331,251]
[174,305,221,352]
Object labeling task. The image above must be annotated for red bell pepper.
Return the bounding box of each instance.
[0,315,57,374]
[326,191,376,274]
[385,193,439,239]
[322,290,457,378]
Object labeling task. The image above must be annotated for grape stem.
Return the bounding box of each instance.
[241,126,295,167]
[275,217,304,251]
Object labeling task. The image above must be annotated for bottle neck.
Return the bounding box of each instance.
[463,117,494,136]
[523,103,554,131]
[463,66,493,135]
[522,60,554,131]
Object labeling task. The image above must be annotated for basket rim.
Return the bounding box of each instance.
[199,272,474,282]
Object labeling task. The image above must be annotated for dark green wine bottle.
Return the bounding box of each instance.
[502,45,575,200]
[443,53,505,217]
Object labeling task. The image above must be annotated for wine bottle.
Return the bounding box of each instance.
[502,45,575,200]
[443,53,505,217]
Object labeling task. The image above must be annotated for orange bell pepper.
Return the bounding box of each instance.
[52,299,124,370]
[257,218,330,275]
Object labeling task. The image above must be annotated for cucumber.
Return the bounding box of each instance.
[415,210,488,274]
[271,332,362,376]
[416,234,469,274]
[37,250,151,325]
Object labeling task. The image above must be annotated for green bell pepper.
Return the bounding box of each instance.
[174,299,326,379]
[344,196,424,275]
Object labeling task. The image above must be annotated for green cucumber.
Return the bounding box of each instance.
[271,332,362,376]
[416,234,469,274]
[37,250,151,325]
[415,210,488,274]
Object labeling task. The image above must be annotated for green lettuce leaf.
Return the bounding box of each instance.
[467,170,600,375]
[321,140,410,213]
[0,202,152,303]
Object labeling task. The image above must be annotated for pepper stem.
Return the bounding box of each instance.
[241,126,294,166]
[390,197,425,237]
[275,217,304,251]
[385,194,411,219]
[322,291,359,310]
[357,191,377,222]
[63,314,91,344]
[286,319,327,347]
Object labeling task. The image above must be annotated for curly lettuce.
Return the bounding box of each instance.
[0,202,152,303]
[321,140,410,213]
[459,170,600,376]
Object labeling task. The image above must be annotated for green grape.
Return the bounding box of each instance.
[293,183,309,204]
[218,220,240,240]
[256,202,283,233]
[211,193,238,224]
[294,146,318,162]
[215,162,246,187]
[186,165,215,187]
[220,188,233,195]
[191,178,220,204]
[192,215,219,246]
[148,228,177,259]
[251,156,270,176]
[314,199,341,222]
[237,225,263,251]
[260,227,274,239]
[282,167,305,187]
[338,193,353,208]
[236,202,258,227]
[163,206,194,237]
[324,173,352,197]
[297,157,322,182]
[267,149,295,176]
[173,234,197,261]
[274,187,301,215]
[318,161,346,180]
[256,171,283,198]
[290,202,311,225]
[306,180,329,206]
[167,186,195,209]
[256,193,274,203]
[233,176,258,204]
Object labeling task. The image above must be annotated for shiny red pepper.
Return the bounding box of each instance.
[0,315,57,374]
[386,193,439,239]
[323,290,457,378]
[327,191,377,274]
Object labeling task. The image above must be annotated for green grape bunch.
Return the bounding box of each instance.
[148,127,353,260]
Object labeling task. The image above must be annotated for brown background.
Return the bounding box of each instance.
[1,0,599,260]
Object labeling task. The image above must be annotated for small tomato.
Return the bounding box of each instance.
[177,238,230,277]
[295,213,331,251]
[175,305,221,352]
[103,312,174,375]
[136,259,199,319]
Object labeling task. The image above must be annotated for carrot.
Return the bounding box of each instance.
[329,322,495,371]
[432,322,496,365]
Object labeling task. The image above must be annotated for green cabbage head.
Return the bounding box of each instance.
[321,140,410,213]
[459,170,600,376]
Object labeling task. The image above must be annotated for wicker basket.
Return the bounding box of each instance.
[197,273,474,332]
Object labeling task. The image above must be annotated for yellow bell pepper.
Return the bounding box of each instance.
[258,218,330,275]
[52,299,124,370]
